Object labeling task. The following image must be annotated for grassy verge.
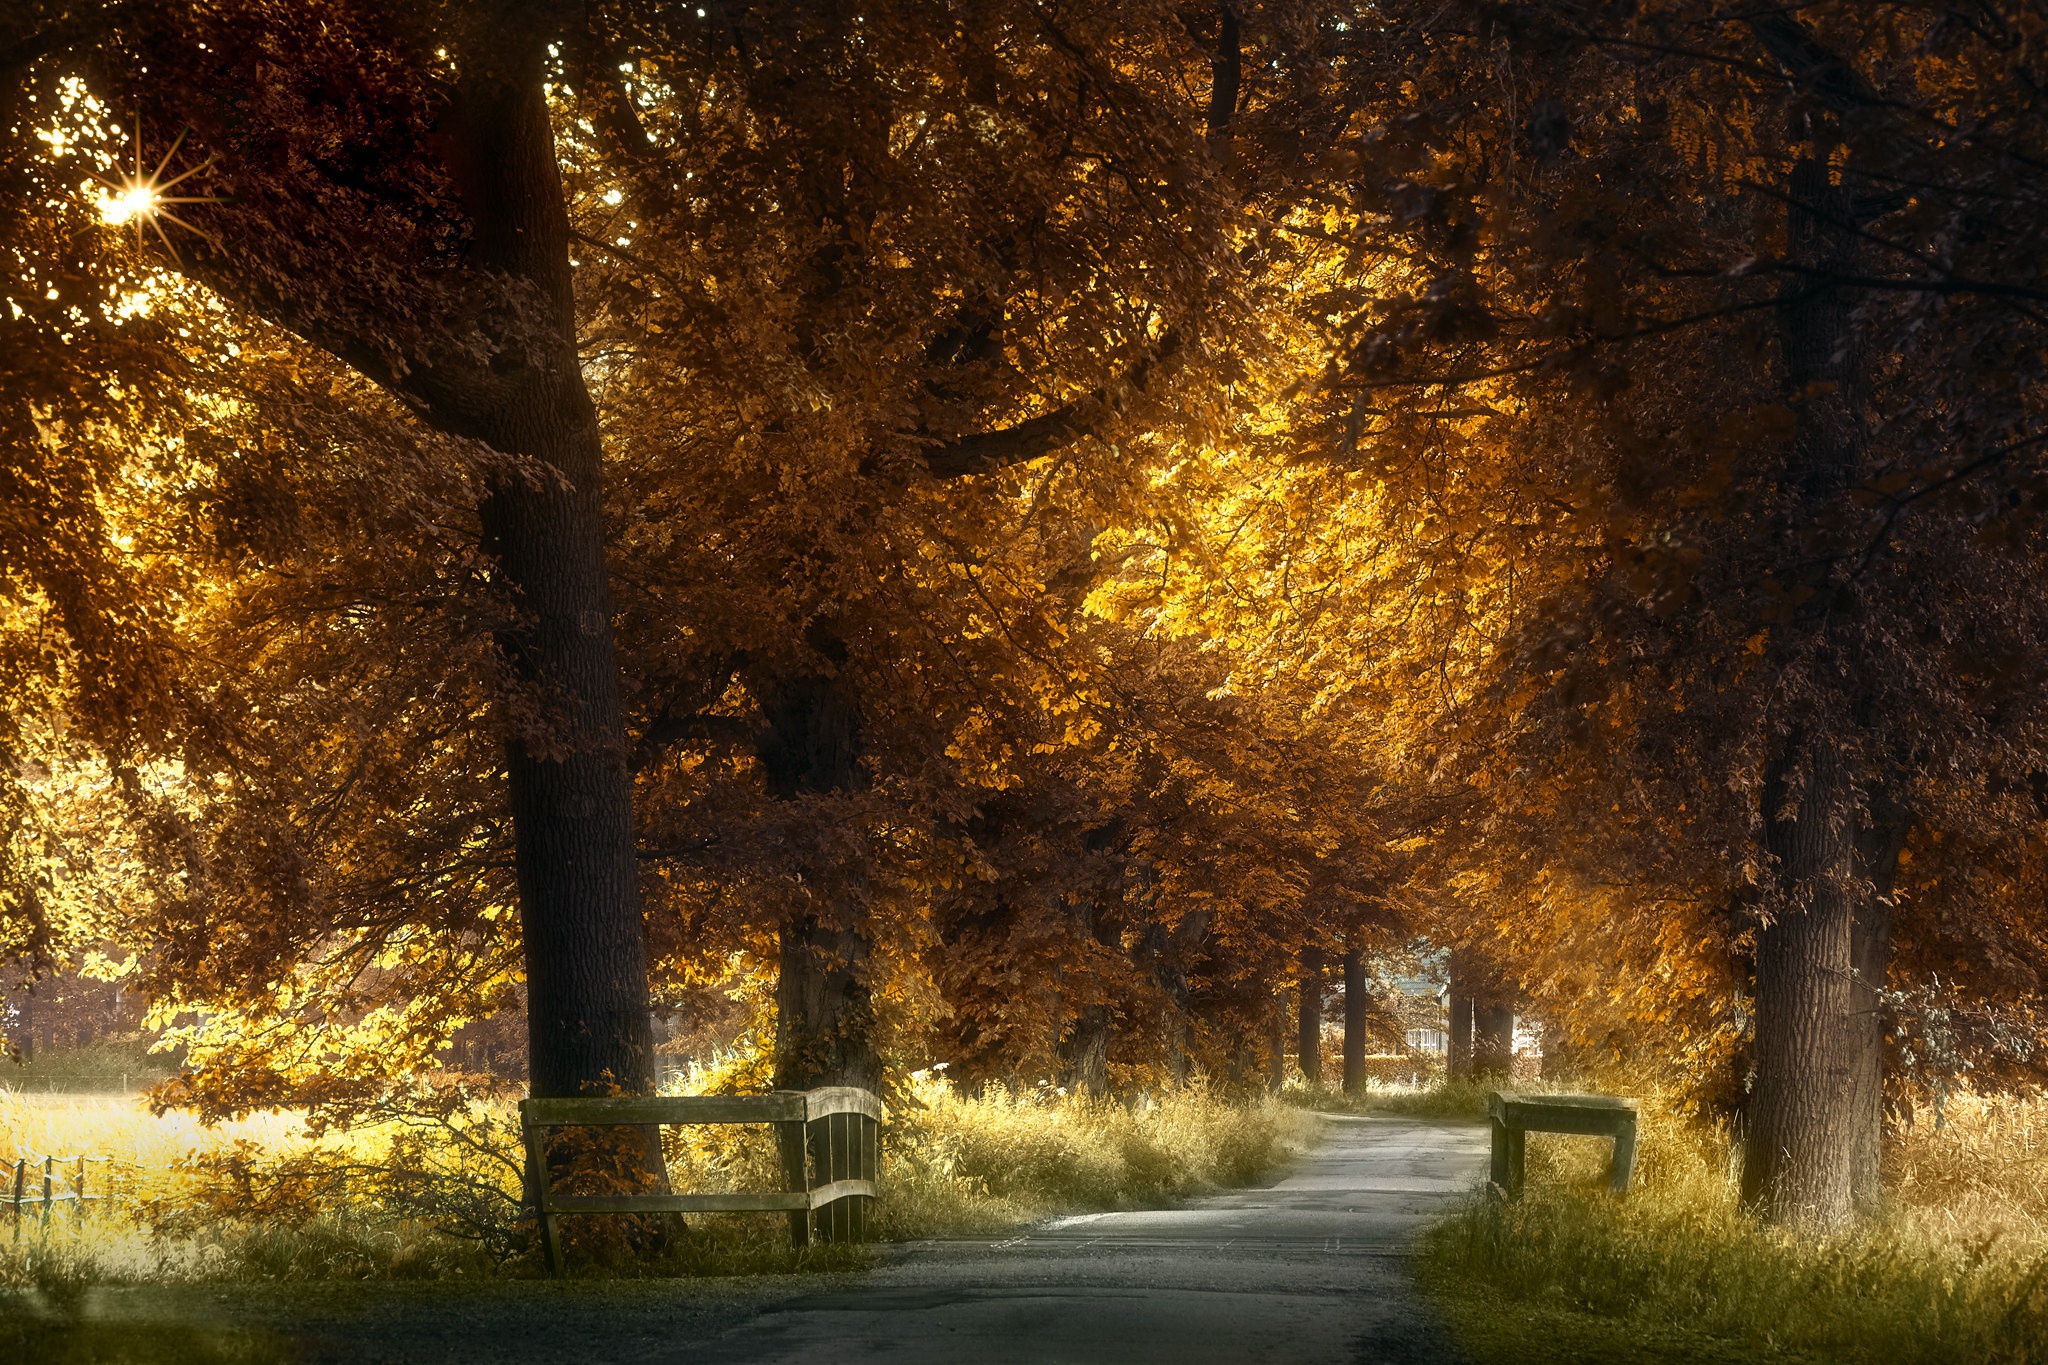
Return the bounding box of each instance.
[0,1077,1314,1285]
[1421,1089,2048,1364]
[879,1078,1318,1237]
[1290,1076,1498,1120]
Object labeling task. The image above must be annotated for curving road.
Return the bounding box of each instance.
[77,1113,1487,1364]
[687,1112,1489,1365]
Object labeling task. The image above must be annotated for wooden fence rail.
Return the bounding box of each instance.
[7,1154,117,1239]
[519,1087,885,1274]
[1486,1090,1639,1196]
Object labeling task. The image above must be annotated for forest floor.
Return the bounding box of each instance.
[9,1112,1487,1365]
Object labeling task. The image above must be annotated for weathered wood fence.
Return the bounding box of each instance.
[7,1155,115,1238]
[519,1086,885,1273]
[1486,1090,1639,1196]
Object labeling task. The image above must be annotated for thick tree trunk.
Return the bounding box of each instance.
[1146,921,1196,1085]
[755,658,881,1092]
[1064,1005,1111,1098]
[443,43,654,1104]
[1743,739,1860,1228]
[1849,795,1907,1212]
[1296,949,1324,1085]
[1474,1001,1515,1078]
[1447,957,1474,1081]
[774,910,880,1092]
[1343,948,1368,1094]
[1266,997,1287,1094]
[1741,140,1891,1228]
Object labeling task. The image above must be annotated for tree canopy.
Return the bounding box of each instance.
[8,0,2048,1230]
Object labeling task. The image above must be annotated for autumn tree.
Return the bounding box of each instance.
[1287,1,2048,1227]
[7,0,1376,1115]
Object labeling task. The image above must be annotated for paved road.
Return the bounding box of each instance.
[76,1113,1487,1364]
[687,1113,1488,1365]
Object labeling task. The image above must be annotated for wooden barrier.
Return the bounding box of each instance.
[518,1086,885,1273]
[1486,1091,1639,1196]
[6,1155,114,1239]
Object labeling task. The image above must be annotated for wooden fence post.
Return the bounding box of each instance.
[778,1110,812,1250]
[41,1155,53,1231]
[9,1159,20,1242]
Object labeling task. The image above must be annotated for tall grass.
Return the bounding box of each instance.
[1424,1088,2048,1364]
[0,1076,1312,1287]
[877,1076,1318,1237]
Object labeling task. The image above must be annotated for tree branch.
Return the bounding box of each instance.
[922,328,1185,478]
[1207,6,1241,144]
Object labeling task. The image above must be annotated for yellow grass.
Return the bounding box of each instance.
[0,1091,311,1171]
[0,1076,1314,1285]
[1425,1086,2048,1365]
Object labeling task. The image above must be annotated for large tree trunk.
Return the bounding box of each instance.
[1741,143,1885,1229]
[1064,1005,1111,1098]
[1144,918,1197,1085]
[1447,953,1474,1081]
[1266,996,1287,1094]
[755,660,881,1092]
[1474,1000,1515,1079]
[1744,738,1861,1228]
[1296,948,1324,1085]
[1849,794,1908,1212]
[450,42,655,1103]
[1343,947,1368,1094]
[774,910,880,1092]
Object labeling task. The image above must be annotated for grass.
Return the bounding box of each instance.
[877,1075,1318,1237]
[1293,1075,1499,1120]
[1422,1086,2048,1365]
[0,1074,1312,1359]
[0,1075,1312,1284]
[4,1036,182,1094]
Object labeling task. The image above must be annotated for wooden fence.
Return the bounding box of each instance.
[519,1086,885,1273]
[6,1154,116,1238]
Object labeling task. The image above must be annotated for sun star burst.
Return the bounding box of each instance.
[94,119,223,261]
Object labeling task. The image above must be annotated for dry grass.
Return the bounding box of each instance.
[0,1075,1312,1289]
[1425,1086,2048,1364]
[876,1074,1319,1238]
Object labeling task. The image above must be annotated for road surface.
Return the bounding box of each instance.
[686,1111,1487,1365]
[75,1112,1488,1364]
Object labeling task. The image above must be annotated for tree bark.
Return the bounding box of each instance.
[754,658,881,1092]
[1849,793,1908,1212]
[439,39,654,1104]
[1743,737,1860,1228]
[774,910,880,1092]
[1296,949,1324,1085]
[1343,947,1368,1094]
[1447,954,1474,1081]
[1064,1004,1111,1098]
[1740,133,1888,1228]
[1474,1000,1515,1078]
[1266,997,1286,1094]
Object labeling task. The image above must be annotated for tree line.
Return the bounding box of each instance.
[5,0,2047,1231]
